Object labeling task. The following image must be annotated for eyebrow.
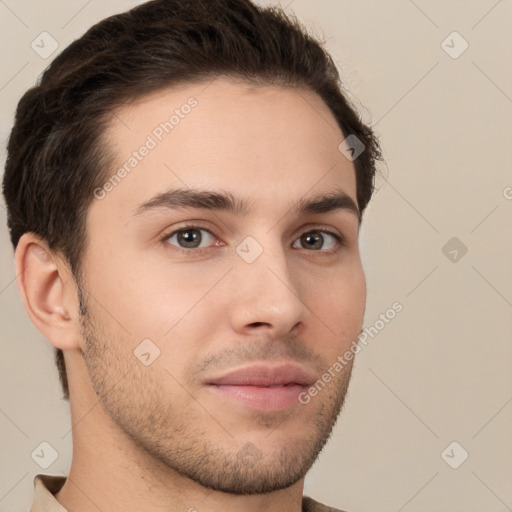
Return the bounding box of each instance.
[133,187,360,221]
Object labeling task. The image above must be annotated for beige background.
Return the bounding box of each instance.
[1,1,511,511]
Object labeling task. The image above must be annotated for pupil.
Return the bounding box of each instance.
[179,230,201,248]
[304,232,322,250]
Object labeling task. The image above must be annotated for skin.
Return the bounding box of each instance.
[16,78,366,512]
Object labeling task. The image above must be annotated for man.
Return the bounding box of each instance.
[2,0,381,511]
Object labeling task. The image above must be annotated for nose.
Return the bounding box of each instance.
[229,241,306,338]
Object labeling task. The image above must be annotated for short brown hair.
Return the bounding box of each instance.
[2,0,382,400]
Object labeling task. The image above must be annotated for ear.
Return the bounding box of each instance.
[14,233,81,351]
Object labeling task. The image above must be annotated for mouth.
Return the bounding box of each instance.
[205,362,315,412]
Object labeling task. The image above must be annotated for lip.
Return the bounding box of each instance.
[205,363,315,412]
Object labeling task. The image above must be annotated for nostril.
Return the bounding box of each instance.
[249,322,267,328]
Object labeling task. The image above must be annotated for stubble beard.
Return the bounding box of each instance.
[77,284,354,495]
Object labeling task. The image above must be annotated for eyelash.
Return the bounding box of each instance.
[160,223,345,256]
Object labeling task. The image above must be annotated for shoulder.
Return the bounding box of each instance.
[302,495,350,512]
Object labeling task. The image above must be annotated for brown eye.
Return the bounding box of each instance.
[165,228,215,249]
[293,230,339,251]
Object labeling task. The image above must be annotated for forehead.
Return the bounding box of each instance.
[94,77,357,219]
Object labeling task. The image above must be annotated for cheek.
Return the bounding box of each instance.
[122,264,233,347]
[306,263,366,346]
[83,242,223,340]
[338,267,366,326]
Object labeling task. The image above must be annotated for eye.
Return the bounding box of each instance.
[164,227,216,250]
[292,230,341,251]
[162,225,342,254]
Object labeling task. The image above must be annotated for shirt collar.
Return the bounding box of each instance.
[30,474,68,512]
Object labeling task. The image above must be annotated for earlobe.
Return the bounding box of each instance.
[14,233,80,350]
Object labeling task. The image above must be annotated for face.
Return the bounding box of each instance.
[78,78,366,494]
